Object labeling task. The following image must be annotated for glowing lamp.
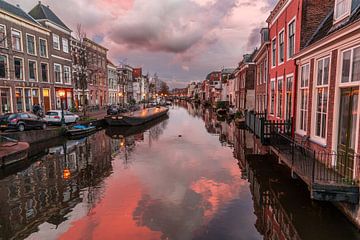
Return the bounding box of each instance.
[58,89,66,98]
[63,169,71,179]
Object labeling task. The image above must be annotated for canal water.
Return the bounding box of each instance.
[0,103,359,240]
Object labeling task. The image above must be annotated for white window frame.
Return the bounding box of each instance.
[287,18,296,60]
[297,63,310,135]
[26,33,36,56]
[285,74,294,121]
[53,34,60,50]
[0,24,7,48]
[277,76,284,118]
[13,56,24,81]
[270,78,276,115]
[278,29,285,65]
[271,37,277,68]
[63,65,71,85]
[312,56,330,144]
[0,53,9,79]
[39,37,48,58]
[334,0,351,23]
[62,38,69,53]
[54,63,62,84]
[40,62,49,83]
[11,28,23,52]
[340,46,360,85]
[28,59,38,82]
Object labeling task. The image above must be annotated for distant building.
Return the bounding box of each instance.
[107,60,118,105]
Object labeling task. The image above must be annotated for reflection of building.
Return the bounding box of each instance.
[0,131,113,239]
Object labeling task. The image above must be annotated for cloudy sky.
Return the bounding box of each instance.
[9,0,277,88]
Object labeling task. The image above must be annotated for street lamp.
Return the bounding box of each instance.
[58,89,66,126]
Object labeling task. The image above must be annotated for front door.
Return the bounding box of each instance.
[337,87,359,179]
[43,89,51,112]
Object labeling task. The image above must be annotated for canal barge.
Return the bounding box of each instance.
[105,107,169,126]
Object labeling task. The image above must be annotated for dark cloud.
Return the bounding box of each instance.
[245,27,262,51]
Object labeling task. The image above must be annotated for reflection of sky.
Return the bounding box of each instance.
[54,107,261,239]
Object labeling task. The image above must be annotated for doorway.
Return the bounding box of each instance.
[337,87,359,179]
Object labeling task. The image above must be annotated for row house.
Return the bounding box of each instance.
[206,71,221,104]
[266,0,334,123]
[0,1,72,114]
[253,28,270,114]
[294,0,360,180]
[118,64,133,104]
[220,68,235,103]
[227,73,236,106]
[107,60,119,105]
[132,67,142,102]
[235,52,256,112]
[83,38,108,107]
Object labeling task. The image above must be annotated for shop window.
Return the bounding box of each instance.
[15,88,24,112]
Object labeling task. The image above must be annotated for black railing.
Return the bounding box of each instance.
[271,132,359,186]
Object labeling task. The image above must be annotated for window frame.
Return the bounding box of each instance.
[62,38,69,53]
[54,63,62,84]
[26,33,36,56]
[11,28,23,52]
[297,63,310,135]
[285,74,294,121]
[278,29,285,65]
[340,46,360,85]
[13,56,24,81]
[52,34,60,50]
[0,53,9,79]
[39,37,48,58]
[270,78,276,115]
[0,24,7,48]
[63,65,71,85]
[277,77,284,118]
[271,37,277,68]
[28,59,38,82]
[287,19,296,60]
[334,0,351,23]
[40,62,49,83]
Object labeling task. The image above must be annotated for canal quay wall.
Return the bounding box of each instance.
[238,127,360,229]
[2,128,63,144]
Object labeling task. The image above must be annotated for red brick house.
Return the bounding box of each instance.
[266,0,334,123]
[253,28,270,114]
[235,52,256,112]
[295,0,360,175]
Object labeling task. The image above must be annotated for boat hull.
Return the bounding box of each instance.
[105,107,169,126]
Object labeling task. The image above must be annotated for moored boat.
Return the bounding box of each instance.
[66,124,97,138]
[105,107,169,126]
[0,136,29,167]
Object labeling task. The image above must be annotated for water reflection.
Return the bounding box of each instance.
[0,103,358,240]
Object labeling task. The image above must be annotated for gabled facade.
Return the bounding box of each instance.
[253,28,270,113]
[107,60,118,105]
[29,2,73,110]
[266,0,334,123]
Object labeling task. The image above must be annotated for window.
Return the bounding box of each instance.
[285,76,293,121]
[39,38,48,57]
[0,25,6,48]
[26,34,36,55]
[15,88,24,112]
[341,47,360,83]
[270,79,275,115]
[24,88,31,111]
[288,20,295,58]
[272,38,276,67]
[11,29,22,51]
[53,34,60,50]
[41,63,48,82]
[54,64,62,83]
[264,59,268,84]
[315,57,330,139]
[334,0,350,21]
[277,78,283,118]
[64,66,71,84]
[62,38,69,53]
[0,55,7,79]
[14,57,23,80]
[299,64,310,132]
[28,60,37,81]
[279,31,285,64]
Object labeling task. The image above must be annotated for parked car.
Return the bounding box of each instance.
[0,113,47,132]
[44,110,79,125]
[107,105,119,115]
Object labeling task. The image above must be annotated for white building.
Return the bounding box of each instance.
[107,61,119,105]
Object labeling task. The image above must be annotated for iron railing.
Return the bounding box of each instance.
[271,132,359,186]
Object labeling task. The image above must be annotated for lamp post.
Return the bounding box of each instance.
[58,89,66,126]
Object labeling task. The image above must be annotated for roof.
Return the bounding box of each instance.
[28,2,71,32]
[221,68,236,74]
[0,0,40,25]
[306,3,360,47]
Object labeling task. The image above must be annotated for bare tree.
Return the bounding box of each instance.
[73,24,104,117]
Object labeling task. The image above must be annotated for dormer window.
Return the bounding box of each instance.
[334,0,351,22]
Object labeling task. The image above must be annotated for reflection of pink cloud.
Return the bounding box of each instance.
[59,173,161,240]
